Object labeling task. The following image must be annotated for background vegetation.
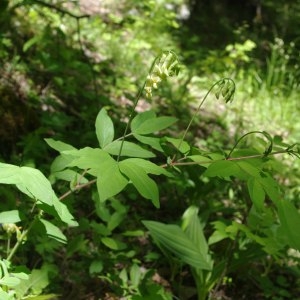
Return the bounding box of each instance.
[1,0,300,299]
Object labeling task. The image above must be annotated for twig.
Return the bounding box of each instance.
[10,0,90,19]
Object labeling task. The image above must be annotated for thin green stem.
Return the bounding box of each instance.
[116,52,166,162]
[172,78,234,163]
[162,150,286,168]
[6,236,11,258]
[6,218,37,262]
[226,130,273,159]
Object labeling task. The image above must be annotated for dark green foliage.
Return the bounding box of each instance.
[1,1,300,299]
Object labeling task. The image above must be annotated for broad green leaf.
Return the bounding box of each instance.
[236,161,261,178]
[165,137,190,154]
[53,169,88,184]
[143,221,212,270]
[96,160,128,203]
[0,210,21,223]
[0,163,77,226]
[258,172,281,205]
[104,141,155,158]
[14,267,52,299]
[0,163,55,206]
[101,237,126,250]
[51,198,78,227]
[181,206,210,259]
[277,199,300,251]
[132,116,177,135]
[0,290,10,300]
[44,138,76,152]
[39,219,67,244]
[122,158,173,177]
[133,134,164,152]
[247,178,265,210]
[65,147,112,171]
[204,160,242,179]
[89,260,104,275]
[0,163,19,184]
[119,160,159,207]
[107,211,126,231]
[26,268,49,295]
[208,221,233,245]
[95,108,114,148]
[130,264,142,288]
[50,154,74,173]
[10,272,29,280]
[131,110,156,133]
[0,275,20,287]
[16,167,56,206]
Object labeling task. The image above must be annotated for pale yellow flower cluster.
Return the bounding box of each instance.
[144,51,180,98]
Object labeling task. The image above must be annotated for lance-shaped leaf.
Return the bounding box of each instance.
[131,110,156,133]
[0,163,77,226]
[277,199,300,251]
[247,177,265,211]
[95,108,114,148]
[122,158,173,177]
[119,160,159,207]
[44,138,76,152]
[104,141,155,158]
[132,116,177,135]
[143,221,212,270]
[39,219,67,244]
[97,162,128,203]
[181,206,211,264]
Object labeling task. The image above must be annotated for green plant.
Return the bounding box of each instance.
[1,50,300,299]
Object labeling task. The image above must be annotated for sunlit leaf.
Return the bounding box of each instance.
[95,108,114,148]
[0,275,20,287]
[96,160,128,203]
[119,160,159,207]
[44,138,76,152]
[122,158,172,177]
[132,116,177,135]
[133,134,164,152]
[131,110,156,133]
[165,137,190,154]
[0,210,21,223]
[104,141,155,158]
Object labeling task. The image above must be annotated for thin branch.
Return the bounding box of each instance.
[11,0,90,19]
[161,150,287,168]
[59,179,97,201]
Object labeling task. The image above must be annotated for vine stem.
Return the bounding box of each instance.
[162,150,287,168]
[226,130,273,159]
[116,54,162,162]
[172,78,234,163]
